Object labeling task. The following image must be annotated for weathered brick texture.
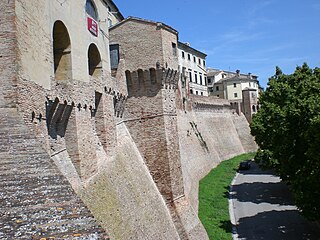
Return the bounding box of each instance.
[0,108,108,239]
[124,68,183,202]
[0,0,259,238]
[109,17,179,72]
[0,1,17,107]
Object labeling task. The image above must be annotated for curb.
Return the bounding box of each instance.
[229,172,239,240]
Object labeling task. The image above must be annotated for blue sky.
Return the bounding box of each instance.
[113,0,320,88]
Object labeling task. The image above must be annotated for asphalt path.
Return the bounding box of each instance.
[230,161,320,240]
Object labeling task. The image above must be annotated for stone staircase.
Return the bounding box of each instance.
[0,108,108,239]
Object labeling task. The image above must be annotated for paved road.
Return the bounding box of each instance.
[230,161,320,240]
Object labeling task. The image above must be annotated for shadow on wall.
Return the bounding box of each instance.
[46,98,73,139]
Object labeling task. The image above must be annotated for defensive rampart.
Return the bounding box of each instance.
[0,1,257,237]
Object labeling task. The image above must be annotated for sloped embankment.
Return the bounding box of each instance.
[177,110,257,212]
[79,122,180,240]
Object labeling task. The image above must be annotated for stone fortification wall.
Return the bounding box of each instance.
[0,0,17,107]
[232,113,258,153]
[16,76,126,186]
[123,68,209,239]
[1,1,258,238]
[177,99,257,212]
[79,122,181,240]
[123,68,183,202]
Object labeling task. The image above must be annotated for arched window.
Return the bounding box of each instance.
[53,21,72,81]
[86,0,98,20]
[88,43,102,78]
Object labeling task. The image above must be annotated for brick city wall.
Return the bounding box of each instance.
[177,107,257,213]
[123,68,184,202]
[17,76,126,181]
[0,1,259,238]
[0,0,17,107]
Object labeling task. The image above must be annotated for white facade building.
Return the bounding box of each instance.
[207,68,259,100]
[178,42,208,96]
[104,0,124,27]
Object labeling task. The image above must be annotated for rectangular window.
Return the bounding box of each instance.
[188,54,191,60]
[203,60,206,67]
[198,58,201,65]
[109,44,120,69]
[201,92,203,96]
[182,51,185,58]
[189,71,192,82]
[193,56,196,62]
[194,73,198,83]
[216,86,219,91]
[200,74,203,85]
[233,83,237,88]
[234,93,238,98]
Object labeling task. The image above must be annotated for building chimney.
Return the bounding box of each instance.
[248,72,252,79]
[236,69,240,76]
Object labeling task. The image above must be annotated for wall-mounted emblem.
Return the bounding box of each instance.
[88,17,98,37]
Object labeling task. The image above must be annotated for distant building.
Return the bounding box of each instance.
[207,69,260,122]
[104,0,124,27]
[178,42,208,96]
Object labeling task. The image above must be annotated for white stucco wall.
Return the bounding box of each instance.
[16,0,112,89]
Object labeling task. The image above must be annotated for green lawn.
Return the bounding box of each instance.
[198,152,256,240]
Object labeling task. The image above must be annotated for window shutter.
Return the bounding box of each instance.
[110,44,119,69]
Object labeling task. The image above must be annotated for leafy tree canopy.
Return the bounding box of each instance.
[251,63,320,220]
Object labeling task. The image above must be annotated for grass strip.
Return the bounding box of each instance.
[198,152,256,240]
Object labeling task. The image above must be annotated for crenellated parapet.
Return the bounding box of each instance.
[125,68,179,97]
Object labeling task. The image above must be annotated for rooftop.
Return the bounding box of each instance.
[178,41,207,58]
[109,16,178,35]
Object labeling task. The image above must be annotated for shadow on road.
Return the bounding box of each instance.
[231,182,295,205]
[231,161,320,239]
[237,161,276,175]
[237,210,320,240]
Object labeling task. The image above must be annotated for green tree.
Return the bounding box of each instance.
[251,63,320,220]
